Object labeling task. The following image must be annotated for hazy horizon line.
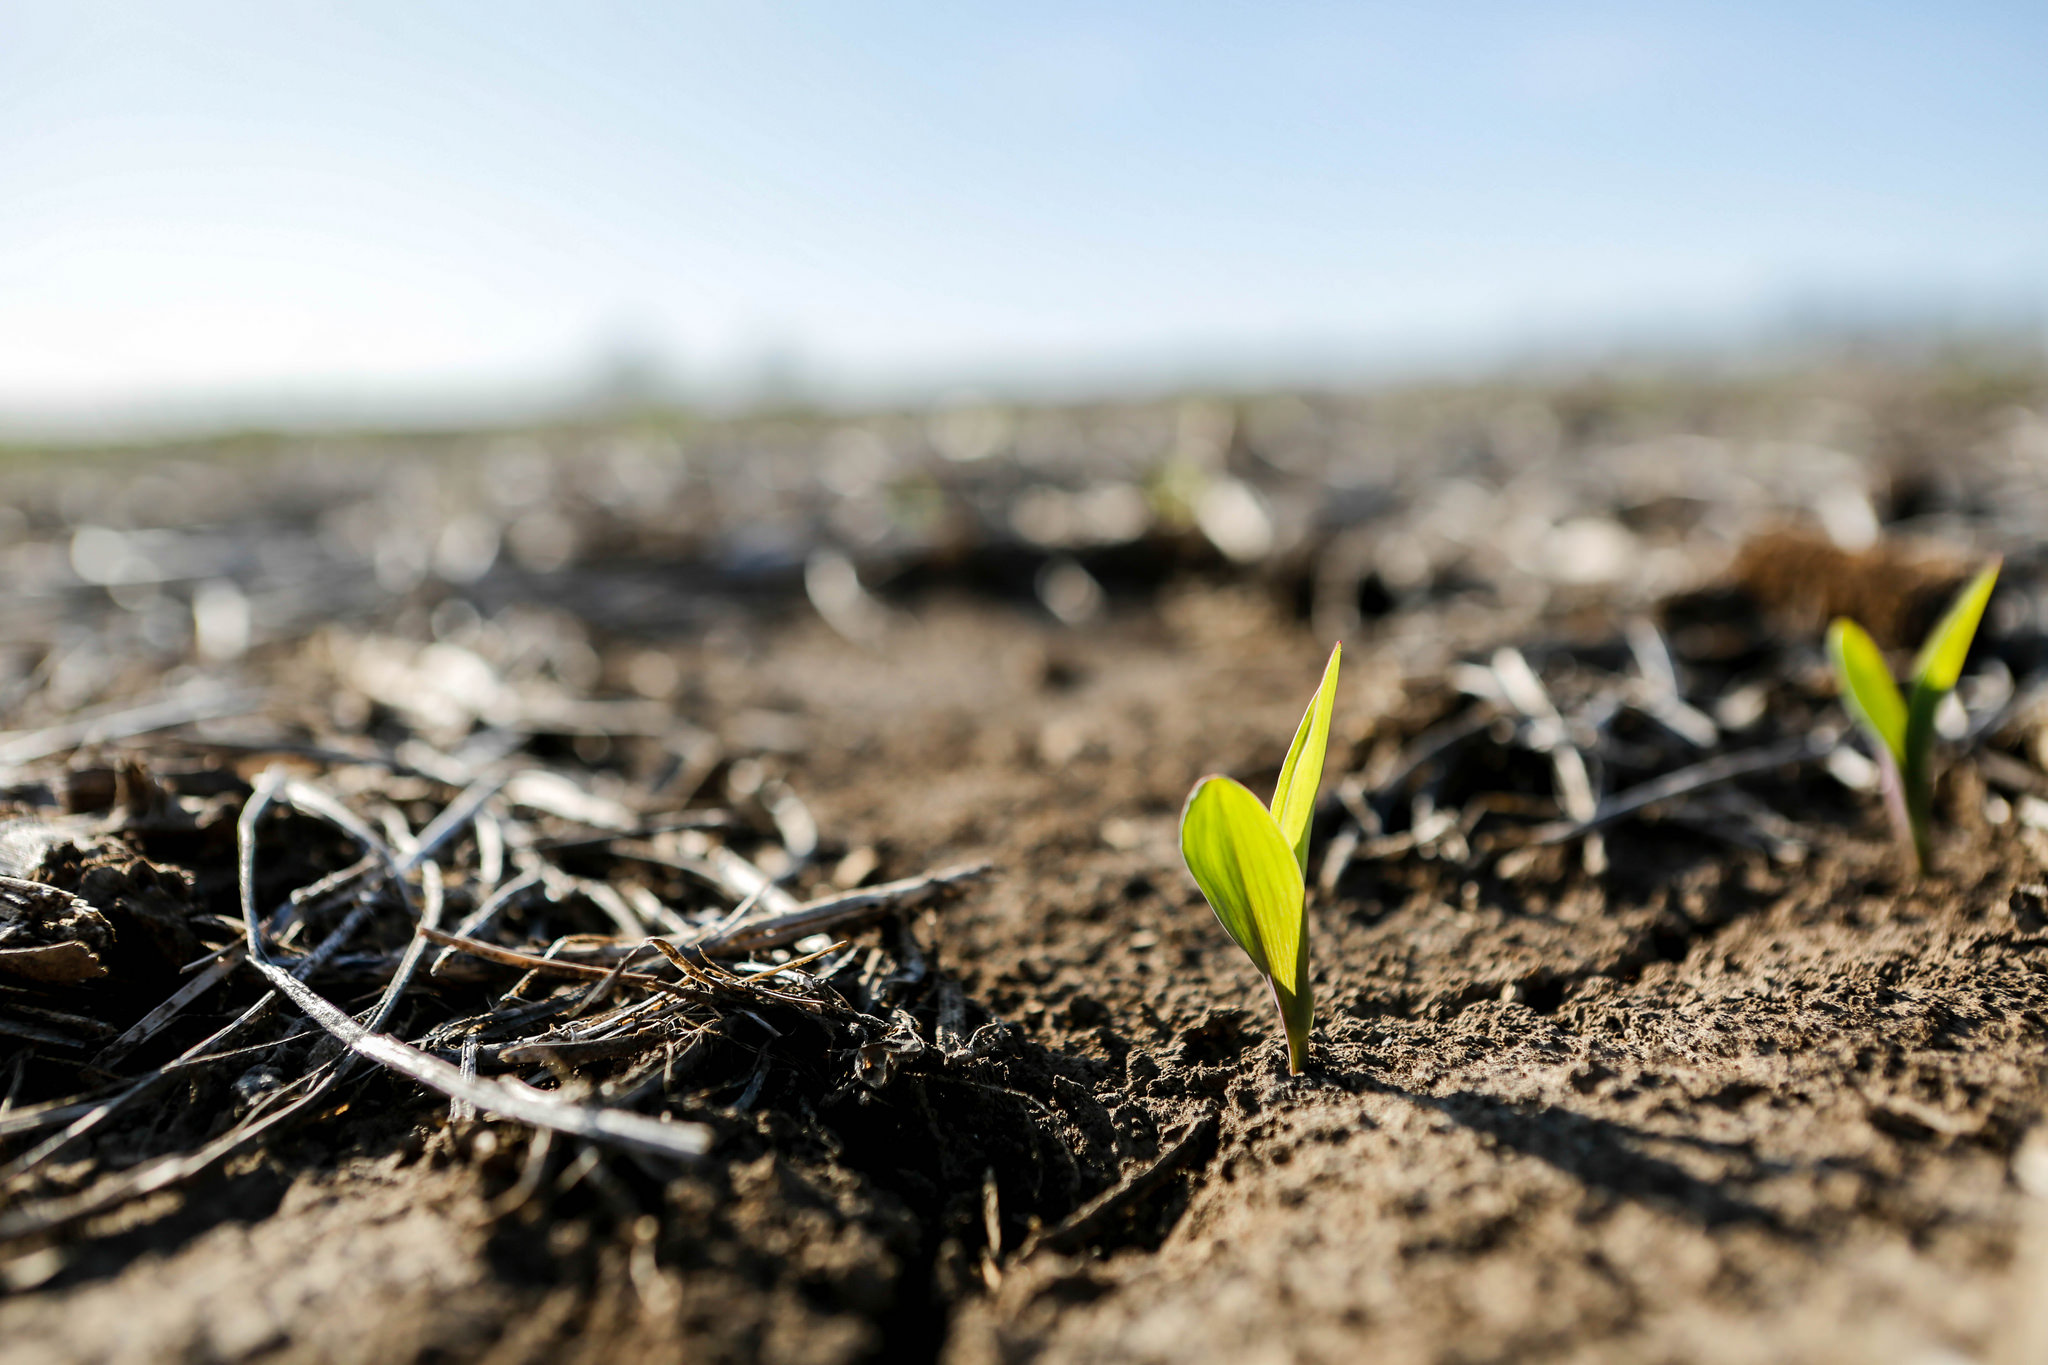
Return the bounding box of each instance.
[4,294,2041,448]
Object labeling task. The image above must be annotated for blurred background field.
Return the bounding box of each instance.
[4,353,2047,732]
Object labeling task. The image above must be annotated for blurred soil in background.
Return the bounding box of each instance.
[3,354,2048,1364]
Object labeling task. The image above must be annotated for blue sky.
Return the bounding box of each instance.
[1,2,2043,425]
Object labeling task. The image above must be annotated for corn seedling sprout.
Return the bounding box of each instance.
[1827,559,1999,873]
[1180,644,1340,1074]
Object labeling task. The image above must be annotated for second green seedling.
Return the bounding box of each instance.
[1828,559,1999,873]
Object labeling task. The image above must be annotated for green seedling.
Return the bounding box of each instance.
[1827,559,2000,873]
[1180,644,1340,1074]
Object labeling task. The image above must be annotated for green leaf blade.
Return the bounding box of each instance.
[1180,775,1306,993]
[1910,559,2000,693]
[1828,617,1907,762]
[1270,643,1342,875]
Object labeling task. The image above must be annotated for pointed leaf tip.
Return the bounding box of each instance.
[1911,559,2000,694]
[1271,643,1341,876]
